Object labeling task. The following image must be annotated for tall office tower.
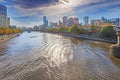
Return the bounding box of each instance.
[84,16,89,25]
[43,16,48,27]
[63,16,68,25]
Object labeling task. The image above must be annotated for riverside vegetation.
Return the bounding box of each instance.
[0,27,23,35]
[40,25,116,41]
[0,27,23,42]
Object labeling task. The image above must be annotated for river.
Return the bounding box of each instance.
[0,32,120,80]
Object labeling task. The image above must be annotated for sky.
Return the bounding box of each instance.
[0,0,120,27]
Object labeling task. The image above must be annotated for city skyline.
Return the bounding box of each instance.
[0,0,120,27]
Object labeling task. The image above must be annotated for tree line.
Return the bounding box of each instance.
[40,25,116,39]
[0,27,23,35]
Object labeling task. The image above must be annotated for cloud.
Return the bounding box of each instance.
[0,0,4,2]
[2,0,120,27]
[12,0,104,17]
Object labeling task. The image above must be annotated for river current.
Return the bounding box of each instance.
[0,32,120,80]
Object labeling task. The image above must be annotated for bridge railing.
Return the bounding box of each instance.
[116,26,120,32]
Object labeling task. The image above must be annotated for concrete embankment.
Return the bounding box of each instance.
[48,32,117,44]
[0,33,20,43]
[63,34,116,43]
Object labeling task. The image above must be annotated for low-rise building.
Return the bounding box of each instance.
[91,19,101,27]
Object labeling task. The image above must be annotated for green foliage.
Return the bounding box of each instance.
[79,28,88,34]
[90,26,96,32]
[59,26,68,33]
[69,25,79,34]
[0,26,22,35]
[99,26,115,38]
[46,25,89,35]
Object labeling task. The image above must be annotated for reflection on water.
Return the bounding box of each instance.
[0,32,120,80]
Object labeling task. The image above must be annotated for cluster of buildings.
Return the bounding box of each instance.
[48,16,80,28]
[82,16,120,31]
[36,16,80,30]
[83,16,120,27]
[37,16,120,30]
[0,4,10,27]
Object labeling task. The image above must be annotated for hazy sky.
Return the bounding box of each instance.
[0,0,120,27]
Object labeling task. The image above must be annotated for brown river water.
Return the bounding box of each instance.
[0,32,120,80]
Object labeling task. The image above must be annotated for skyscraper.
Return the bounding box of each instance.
[63,16,68,25]
[0,4,10,27]
[84,16,89,25]
[43,16,48,27]
[101,17,106,23]
[66,18,74,27]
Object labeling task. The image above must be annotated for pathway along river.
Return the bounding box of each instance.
[0,32,120,80]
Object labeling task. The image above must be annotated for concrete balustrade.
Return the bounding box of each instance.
[111,31,120,58]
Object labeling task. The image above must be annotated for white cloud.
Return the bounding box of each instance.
[0,0,4,2]
[11,0,120,27]
[13,0,104,17]
[10,18,29,27]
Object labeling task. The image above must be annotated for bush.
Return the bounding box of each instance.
[69,25,79,34]
[99,26,115,38]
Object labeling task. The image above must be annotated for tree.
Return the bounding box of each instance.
[0,26,22,35]
[69,25,79,34]
[59,26,68,33]
[79,28,88,34]
[90,26,96,33]
[100,26,115,38]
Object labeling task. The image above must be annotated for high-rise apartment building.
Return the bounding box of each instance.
[0,4,10,27]
[84,16,89,25]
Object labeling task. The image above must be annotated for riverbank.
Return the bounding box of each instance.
[0,33,20,43]
[47,32,117,44]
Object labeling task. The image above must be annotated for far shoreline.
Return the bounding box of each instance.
[42,32,117,44]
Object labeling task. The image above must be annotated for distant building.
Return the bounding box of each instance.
[91,19,101,27]
[84,16,89,25]
[100,23,113,27]
[54,22,58,27]
[6,18,10,27]
[0,4,9,27]
[34,25,39,31]
[49,22,58,28]
[101,17,107,23]
[74,17,79,25]
[58,20,62,27]
[43,16,48,27]
[66,18,74,27]
[108,18,120,26]
[9,25,16,28]
[63,16,68,25]
[50,22,54,28]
